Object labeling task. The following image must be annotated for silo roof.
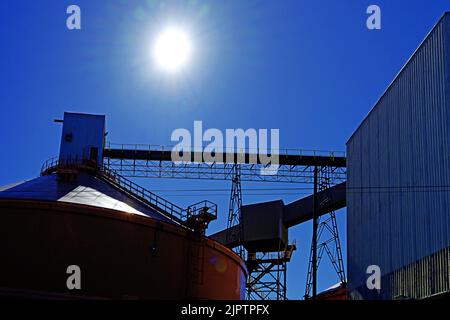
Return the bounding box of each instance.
[0,172,176,224]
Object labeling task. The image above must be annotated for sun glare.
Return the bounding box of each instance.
[152,27,192,73]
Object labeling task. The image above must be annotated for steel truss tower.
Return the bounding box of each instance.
[246,242,296,300]
[227,165,244,258]
[305,166,346,299]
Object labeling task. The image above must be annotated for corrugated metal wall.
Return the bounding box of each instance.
[389,246,450,299]
[347,13,450,299]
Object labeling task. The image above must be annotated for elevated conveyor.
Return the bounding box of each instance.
[210,182,346,248]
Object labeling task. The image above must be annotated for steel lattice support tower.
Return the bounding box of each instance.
[247,253,287,300]
[226,165,244,258]
[304,166,346,299]
[246,242,296,300]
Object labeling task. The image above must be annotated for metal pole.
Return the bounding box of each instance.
[284,261,287,300]
[312,165,318,299]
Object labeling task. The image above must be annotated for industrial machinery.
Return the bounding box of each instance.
[0,112,348,299]
[0,113,246,299]
[101,131,347,300]
[3,10,450,302]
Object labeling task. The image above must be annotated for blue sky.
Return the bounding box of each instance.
[1,0,450,299]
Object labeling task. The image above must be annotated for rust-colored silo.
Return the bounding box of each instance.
[0,170,246,299]
[0,112,246,299]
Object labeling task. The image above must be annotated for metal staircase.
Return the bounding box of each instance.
[99,165,187,224]
[41,156,218,231]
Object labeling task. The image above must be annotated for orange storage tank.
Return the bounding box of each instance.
[0,172,247,299]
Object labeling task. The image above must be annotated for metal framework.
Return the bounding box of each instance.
[103,144,346,184]
[227,165,244,258]
[102,143,347,300]
[305,166,346,299]
[246,242,296,300]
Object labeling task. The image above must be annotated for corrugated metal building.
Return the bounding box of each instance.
[347,12,450,299]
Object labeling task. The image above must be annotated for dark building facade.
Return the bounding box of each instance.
[347,13,450,299]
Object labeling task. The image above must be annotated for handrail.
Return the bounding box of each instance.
[100,165,186,223]
[104,142,346,158]
[40,156,218,226]
[186,200,218,220]
[41,156,97,175]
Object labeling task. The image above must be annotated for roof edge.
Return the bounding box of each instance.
[346,11,450,145]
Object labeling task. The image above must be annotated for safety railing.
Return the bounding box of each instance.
[41,156,97,176]
[40,156,218,226]
[247,240,297,262]
[186,200,218,220]
[104,142,346,159]
[100,165,187,223]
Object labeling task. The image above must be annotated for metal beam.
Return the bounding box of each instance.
[103,147,346,167]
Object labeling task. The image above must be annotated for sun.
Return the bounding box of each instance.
[152,27,192,73]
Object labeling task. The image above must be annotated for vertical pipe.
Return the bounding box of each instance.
[312,165,318,299]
